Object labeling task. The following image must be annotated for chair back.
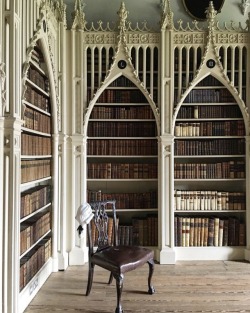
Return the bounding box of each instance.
[87,200,118,257]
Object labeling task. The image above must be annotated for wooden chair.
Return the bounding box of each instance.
[86,200,155,313]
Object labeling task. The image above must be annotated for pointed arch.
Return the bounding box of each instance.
[173,73,249,136]
[83,72,160,137]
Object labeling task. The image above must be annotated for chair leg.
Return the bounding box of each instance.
[86,263,95,296]
[108,272,113,284]
[147,258,155,295]
[114,273,124,313]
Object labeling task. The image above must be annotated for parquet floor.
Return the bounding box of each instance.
[24,260,250,313]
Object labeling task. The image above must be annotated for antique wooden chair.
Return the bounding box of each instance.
[86,200,155,313]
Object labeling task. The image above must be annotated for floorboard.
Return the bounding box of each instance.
[24,260,250,313]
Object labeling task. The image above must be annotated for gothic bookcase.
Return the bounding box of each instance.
[81,4,160,251]
[164,2,250,261]
[20,40,54,312]
[73,1,250,263]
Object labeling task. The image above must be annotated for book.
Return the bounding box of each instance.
[208,218,215,246]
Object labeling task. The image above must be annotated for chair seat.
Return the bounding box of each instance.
[92,245,154,275]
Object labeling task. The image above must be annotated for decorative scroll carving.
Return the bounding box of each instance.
[71,0,86,31]
[163,146,171,157]
[14,135,20,149]
[78,3,154,33]
[0,61,6,117]
[128,33,160,44]
[84,33,117,44]
[76,145,82,153]
[4,135,10,148]
[84,33,160,45]
[174,9,249,32]
[216,33,249,44]
[174,33,206,44]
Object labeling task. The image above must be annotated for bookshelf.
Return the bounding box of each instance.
[174,75,246,259]
[20,44,53,305]
[87,76,158,247]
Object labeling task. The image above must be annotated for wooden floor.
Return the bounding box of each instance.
[24,260,250,313]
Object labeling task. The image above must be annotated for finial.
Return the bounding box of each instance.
[240,0,250,15]
[206,1,218,21]
[55,0,67,26]
[71,0,86,30]
[160,0,174,30]
[117,2,128,33]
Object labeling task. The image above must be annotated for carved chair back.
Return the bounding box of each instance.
[87,200,118,257]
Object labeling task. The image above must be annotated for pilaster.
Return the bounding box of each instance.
[0,116,4,313]
[68,134,88,265]
[158,134,176,264]
[4,117,23,313]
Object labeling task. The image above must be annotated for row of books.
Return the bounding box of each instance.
[87,190,158,209]
[130,215,158,246]
[90,105,155,119]
[87,162,157,179]
[90,215,158,247]
[177,105,242,119]
[21,133,52,156]
[20,237,51,291]
[174,138,245,155]
[21,185,51,219]
[23,107,51,133]
[175,121,245,137]
[88,121,157,137]
[174,190,246,211]
[25,85,50,112]
[93,89,148,103]
[28,67,48,91]
[174,216,246,247]
[87,139,157,155]
[20,211,51,255]
[174,161,245,179]
[21,160,51,183]
[183,88,235,103]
